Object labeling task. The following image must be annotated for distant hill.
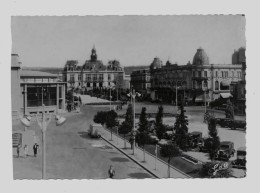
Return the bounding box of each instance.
[22,65,149,75]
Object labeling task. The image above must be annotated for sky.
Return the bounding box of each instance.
[11,15,246,67]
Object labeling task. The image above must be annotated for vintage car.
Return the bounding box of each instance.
[215,118,246,130]
[215,141,235,161]
[88,124,102,138]
[188,131,203,149]
[232,147,246,169]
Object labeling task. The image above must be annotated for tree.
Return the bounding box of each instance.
[155,105,166,140]
[225,99,234,119]
[136,107,150,161]
[207,118,220,160]
[106,110,119,141]
[93,111,107,125]
[118,121,131,148]
[160,143,181,178]
[118,104,133,148]
[173,103,189,150]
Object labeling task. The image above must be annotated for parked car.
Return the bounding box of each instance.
[157,139,171,147]
[215,141,235,161]
[232,147,246,169]
[215,118,246,130]
[88,124,102,138]
[188,131,203,149]
[148,134,159,144]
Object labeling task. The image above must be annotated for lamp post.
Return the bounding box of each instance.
[109,86,112,111]
[132,89,136,155]
[127,89,141,155]
[21,86,66,180]
[202,85,207,113]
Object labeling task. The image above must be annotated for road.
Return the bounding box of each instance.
[13,105,153,179]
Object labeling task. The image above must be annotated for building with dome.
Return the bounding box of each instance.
[149,48,244,104]
[63,46,125,91]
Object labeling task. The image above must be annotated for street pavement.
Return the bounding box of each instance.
[13,106,153,179]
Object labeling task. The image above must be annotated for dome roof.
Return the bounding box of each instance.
[192,48,209,66]
[150,57,162,69]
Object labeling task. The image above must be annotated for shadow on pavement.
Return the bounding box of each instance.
[78,131,92,139]
[128,172,152,179]
[110,157,130,162]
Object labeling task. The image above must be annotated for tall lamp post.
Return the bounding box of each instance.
[202,84,207,113]
[127,88,141,155]
[20,87,66,179]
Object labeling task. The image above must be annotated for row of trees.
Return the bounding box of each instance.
[93,102,229,178]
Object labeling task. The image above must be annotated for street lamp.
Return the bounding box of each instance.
[20,104,66,179]
[202,83,207,113]
[128,89,141,155]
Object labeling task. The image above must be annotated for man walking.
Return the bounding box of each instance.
[108,165,115,179]
[33,143,39,157]
[16,144,21,158]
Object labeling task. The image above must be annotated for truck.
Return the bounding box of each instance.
[232,147,246,169]
[88,124,102,138]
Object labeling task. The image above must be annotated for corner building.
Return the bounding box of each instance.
[150,48,243,104]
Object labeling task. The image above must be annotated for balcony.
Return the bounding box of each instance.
[192,77,207,81]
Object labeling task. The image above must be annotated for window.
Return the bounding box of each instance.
[221,71,224,77]
[108,74,111,80]
[203,80,208,89]
[193,71,196,77]
[86,74,91,81]
[215,71,218,77]
[70,74,74,82]
[198,71,201,77]
[215,81,219,90]
[93,74,97,81]
[78,74,81,81]
[232,71,234,77]
[204,71,207,77]
[87,82,90,87]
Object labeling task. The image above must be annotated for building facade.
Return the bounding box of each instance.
[130,69,151,95]
[11,54,66,118]
[150,48,243,104]
[63,47,125,91]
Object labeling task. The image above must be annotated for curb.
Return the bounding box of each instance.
[101,136,159,179]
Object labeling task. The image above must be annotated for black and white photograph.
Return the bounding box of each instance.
[11,15,247,179]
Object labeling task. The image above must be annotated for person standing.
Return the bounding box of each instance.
[16,144,21,158]
[108,165,115,179]
[24,144,28,157]
[33,143,39,157]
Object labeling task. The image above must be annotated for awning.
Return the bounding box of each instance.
[195,94,211,102]
[220,93,233,98]
[221,80,231,87]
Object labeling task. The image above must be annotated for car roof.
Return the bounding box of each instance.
[221,141,233,145]
[237,147,246,151]
[191,131,202,135]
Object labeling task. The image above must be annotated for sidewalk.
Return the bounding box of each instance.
[99,127,190,179]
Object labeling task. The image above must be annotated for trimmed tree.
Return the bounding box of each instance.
[118,104,133,148]
[173,103,189,150]
[207,118,220,160]
[136,107,150,162]
[155,105,166,140]
[93,111,107,125]
[106,110,119,141]
[160,143,181,178]
[225,99,234,120]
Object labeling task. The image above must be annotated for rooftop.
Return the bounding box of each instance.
[20,70,58,78]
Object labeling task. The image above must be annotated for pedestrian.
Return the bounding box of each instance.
[108,165,115,179]
[24,144,28,157]
[33,143,39,157]
[16,144,21,158]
